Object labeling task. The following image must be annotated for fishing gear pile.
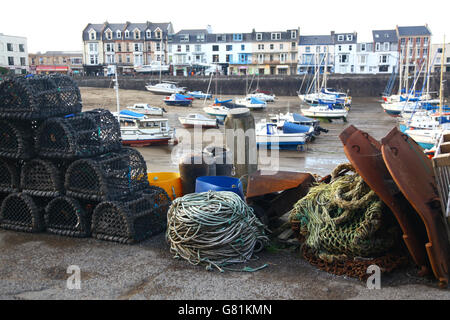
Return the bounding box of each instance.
[167,191,269,272]
[289,163,407,280]
[0,74,171,243]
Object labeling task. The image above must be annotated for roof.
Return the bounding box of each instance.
[177,29,210,35]
[372,29,398,42]
[299,35,334,45]
[397,25,431,37]
[82,22,173,41]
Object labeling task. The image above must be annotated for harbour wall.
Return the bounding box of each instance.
[74,74,450,98]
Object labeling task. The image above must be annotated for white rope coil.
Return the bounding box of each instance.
[166,191,269,272]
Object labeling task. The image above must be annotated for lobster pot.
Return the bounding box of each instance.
[20,159,66,197]
[45,197,93,237]
[0,120,36,159]
[0,74,82,120]
[92,186,171,244]
[0,158,20,193]
[0,193,45,233]
[65,147,148,201]
[36,109,122,159]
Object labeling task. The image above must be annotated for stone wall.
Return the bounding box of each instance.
[74,73,450,97]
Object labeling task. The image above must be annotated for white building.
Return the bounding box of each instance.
[297,35,335,74]
[0,33,29,74]
[431,43,450,73]
[332,32,358,74]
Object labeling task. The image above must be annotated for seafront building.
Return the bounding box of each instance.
[76,23,439,76]
[431,43,450,73]
[29,51,83,75]
[0,33,29,75]
[81,21,174,75]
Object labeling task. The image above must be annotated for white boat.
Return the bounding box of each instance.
[145,81,187,95]
[404,127,445,150]
[187,91,212,100]
[301,104,348,121]
[269,112,328,136]
[135,61,170,74]
[114,111,176,147]
[178,113,218,128]
[256,119,309,151]
[234,97,267,110]
[126,103,165,116]
[247,92,276,102]
[203,105,230,121]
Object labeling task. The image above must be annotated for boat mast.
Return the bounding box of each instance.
[114,66,120,123]
[405,43,410,95]
[398,47,403,95]
[322,47,328,89]
[439,37,446,115]
[159,35,163,84]
[426,43,431,98]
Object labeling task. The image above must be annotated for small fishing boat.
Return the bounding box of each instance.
[126,103,165,116]
[114,111,176,147]
[163,94,193,107]
[247,92,276,102]
[234,97,267,110]
[146,81,187,95]
[269,112,328,136]
[203,105,229,121]
[178,113,219,128]
[301,103,348,122]
[256,119,311,151]
[187,91,212,100]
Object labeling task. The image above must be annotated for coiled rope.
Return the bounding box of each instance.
[166,191,269,272]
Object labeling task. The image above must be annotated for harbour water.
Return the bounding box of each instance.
[80,87,397,177]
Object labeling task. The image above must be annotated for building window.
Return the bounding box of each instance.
[117,31,122,38]
[89,43,98,52]
[7,57,14,65]
[269,54,274,62]
[280,44,284,50]
[89,32,96,40]
[379,65,389,72]
[349,45,352,51]
[379,55,388,64]
[316,46,320,53]
[226,54,231,62]
[19,44,25,52]
[233,34,243,41]
[180,34,189,42]
[337,35,344,41]
[360,66,365,72]
[291,42,296,49]
[271,33,281,40]
[177,45,181,52]
[241,45,245,51]
[125,31,130,38]
[134,43,142,52]
[424,37,429,45]
[155,31,161,39]
[339,54,348,63]
[226,45,232,51]
[185,45,189,52]
[376,43,380,51]
[106,31,112,40]
[423,48,428,56]
[212,45,219,51]
[7,43,13,51]
[256,33,262,41]
[195,45,201,52]
[213,54,219,62]
[134,31,140,39]
[196,34,205,42]
[106,43,114,52]
[384,42,389,51]
[216,34,226,42]
[358,55,366,64]
[258,54,264,64]
[258,44,264,50]
[89,55,98,65]
[305,46,310,53]
[291,53,296,61]
[338,45,342,52]
[291,30,297,39]
[361,43,366,51]
[270,44,274,50]
[346,35,353,41]
[280,53,287,63]
[146,30,151,38]
[117,44,122,52]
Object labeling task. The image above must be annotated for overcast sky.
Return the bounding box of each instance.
[1,0,448,53]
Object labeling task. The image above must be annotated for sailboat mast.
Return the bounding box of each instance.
[324,47,328,89]
[426,43,431,97]
[159,35,163,83]
[398,47,403,95]
[405,44,410,95]
[115,67,120,123]
[439,37,446,115]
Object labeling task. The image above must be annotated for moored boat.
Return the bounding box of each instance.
[179,113,218,128]
[234,97,267,110]
[163,94,193,107]
[146,81,187,95]
[126,103,165,116]
[256,120,310,151]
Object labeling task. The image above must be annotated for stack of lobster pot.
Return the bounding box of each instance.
[0,74,171,243]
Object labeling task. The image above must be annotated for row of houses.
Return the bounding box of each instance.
[80,22,449,77]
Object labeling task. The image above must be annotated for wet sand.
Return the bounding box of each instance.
[80,87,396,176]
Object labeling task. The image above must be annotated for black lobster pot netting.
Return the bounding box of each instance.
[0,158,20,193]
[0,193,45,233]
[0,120,36,159]
[36,109,122,159]
[45,197,93,237]
[0,74,82,120]
[65,147,148,201]
[20,159,66,197]
[92,186,171,244]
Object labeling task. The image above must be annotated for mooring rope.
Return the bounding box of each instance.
[166,191,269,272]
